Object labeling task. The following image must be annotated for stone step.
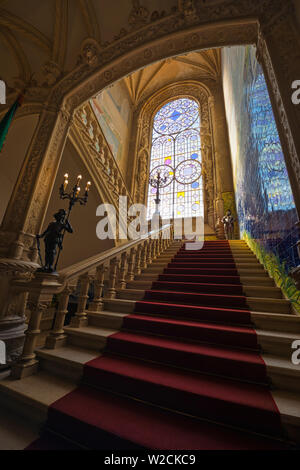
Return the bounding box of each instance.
[134,273,274,285]
[104,289,292,316]
[0,372,76,426]
[247,297,291,314]
[115,289,290,314]
[125,281,281,298]
[142,266,268,276]
[64,325,117,350]
[263,354,300,393]
[88,310,126,329]
[154,257,260,264]
[272,389,300,442]
[243,285,282,299]
[241,276,274,286]
[257,329,298,358]
[36,346,100,383]
[251,312,300,334]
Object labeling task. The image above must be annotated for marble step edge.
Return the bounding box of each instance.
[114,289,290,313]
[0,371,76,426]
[134,274,274,285]
[103,298,298,325]
[125,282,282,298]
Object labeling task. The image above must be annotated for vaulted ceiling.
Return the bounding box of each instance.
[0,0,178,95]
[122,49,221,107]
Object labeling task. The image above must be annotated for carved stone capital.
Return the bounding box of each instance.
[0,258,38,278]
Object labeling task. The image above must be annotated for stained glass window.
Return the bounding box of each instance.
[147,98,203,219]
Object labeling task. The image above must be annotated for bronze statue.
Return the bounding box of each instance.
[222,209,234,240]
[36,209,73,273]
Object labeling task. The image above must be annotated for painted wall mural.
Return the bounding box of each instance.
[91,81,132,163]
[222,45,300,311]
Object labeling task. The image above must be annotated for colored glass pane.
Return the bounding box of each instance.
[147,98,203,219]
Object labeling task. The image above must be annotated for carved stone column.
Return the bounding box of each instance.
[45,284,74,349]
[0,259,38,375]
[11,272,62,379]
[209,85,236,237]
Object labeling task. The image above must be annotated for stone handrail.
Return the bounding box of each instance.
[73,102,133,208]
[59,224,172,284]
[11,223,174,379]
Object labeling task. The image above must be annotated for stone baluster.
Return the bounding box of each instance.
[118,253,128,289]
[153,238,159,259]
[84,105,93,131]
[107,258,119,299]
[46,284,74,349]
[89,265,107,311]
[134,245,142,276]
[117,177,123,196]
[91,120,98,144]
[162,235,167,251]
[146,241,153,265]
[103,148,110,175]
[70,274,91,327]
[157,237,161,255]
[112,168,118,188]
[140,243,148,270]
[127,248,137,281]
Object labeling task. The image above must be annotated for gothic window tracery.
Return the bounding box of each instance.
[147,97,203,219]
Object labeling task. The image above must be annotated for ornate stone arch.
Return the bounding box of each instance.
[132,81,216,226]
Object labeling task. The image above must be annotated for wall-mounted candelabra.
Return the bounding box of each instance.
[36,173,91,273]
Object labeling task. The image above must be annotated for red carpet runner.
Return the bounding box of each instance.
[27,241,291,450]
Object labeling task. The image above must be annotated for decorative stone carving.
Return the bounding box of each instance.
[134,150,149,203]
[71,105,133,218]
[128,0,149,31]
[41,61,62,87]
[178,0,198,24]
[77,38,101,67]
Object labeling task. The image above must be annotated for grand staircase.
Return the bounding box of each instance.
[1,240,300,450]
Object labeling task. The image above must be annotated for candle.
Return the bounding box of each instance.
[77,174,82,186]
[75,187,81,197]
[85,181,91,192]
[63,173,69,191]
